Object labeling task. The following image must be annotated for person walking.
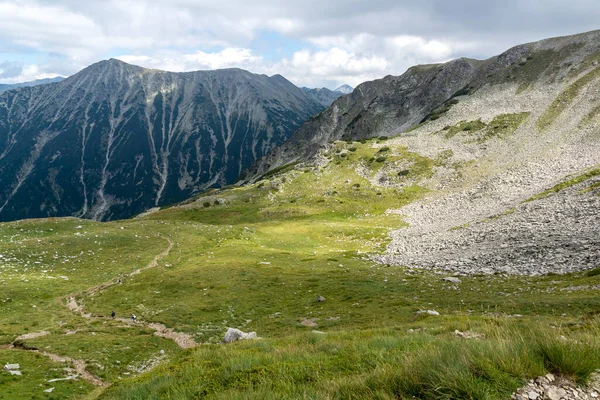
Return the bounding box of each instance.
[111,310,116,318]
[131,313,136,323]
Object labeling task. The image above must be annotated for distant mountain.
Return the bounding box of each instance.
[0,77,64,93]
[301,87,344,107]
[0,59,324,222]
[334,84,354,94]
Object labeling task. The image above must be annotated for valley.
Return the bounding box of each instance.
[1,29,600,399]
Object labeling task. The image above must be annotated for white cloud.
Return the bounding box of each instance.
[0,0,599,87]
[117,48,263,72]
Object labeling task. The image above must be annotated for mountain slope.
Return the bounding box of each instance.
[245,30,600,182]
[302,86,346,107]
[0,60,323,222]
[0,77,64,93]
[244,29,600,275]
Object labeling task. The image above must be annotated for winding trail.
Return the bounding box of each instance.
[6,237,197,388]
[58,237,199,349]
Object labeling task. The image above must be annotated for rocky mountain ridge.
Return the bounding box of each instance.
[245,29,600,276]
[245,30,600,182]
[0,59,323,221]
[301,86,347,107]
[0,77,64,93]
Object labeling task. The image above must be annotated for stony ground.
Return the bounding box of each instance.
[375,77,600,275]
[513,373,600,400]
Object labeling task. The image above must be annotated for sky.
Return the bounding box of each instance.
[0,1,598,89]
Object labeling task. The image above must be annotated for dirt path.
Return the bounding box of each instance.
[5,340,106,387]
[6,237,195,388]
[57,237,199,349]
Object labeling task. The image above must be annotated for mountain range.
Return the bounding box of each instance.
[0,60,323,221]
[0,77,64,93]
[301,85,354,107]
[245,30,600,181]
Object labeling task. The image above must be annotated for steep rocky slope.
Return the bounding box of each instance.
[247,29,600,275]
[302,86,346,107]
[245,30,600,182]
[0,60,323,221]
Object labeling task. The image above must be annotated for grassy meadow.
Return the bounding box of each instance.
[0,138,599,399]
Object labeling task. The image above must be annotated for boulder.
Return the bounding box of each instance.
[222,328,257,343]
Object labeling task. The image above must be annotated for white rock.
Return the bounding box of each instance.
[443,277,461,283]
[4,363,20,370]
[545,387,561,400]
[44,388,54,393]
[222,328,257,343]
[526,391,539,400]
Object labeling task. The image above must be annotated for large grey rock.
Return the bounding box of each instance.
[222,328,257,343]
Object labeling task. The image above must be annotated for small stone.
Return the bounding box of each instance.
[526,391,539,400]
[545,373,555,382]
[316,295,326,302]
[443,277,461,283]
[535,376,548,385]
[3,363,20,370]
[414,309,440,318]
[44,388,55,393]
[545,387,561,400]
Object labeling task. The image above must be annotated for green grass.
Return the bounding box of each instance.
[440,114,529,143]
[537,64,600,130]
[0,348,94,399]
[98,321,600,400]
[442,119,487,139]
[477,113,530,142]
[524,166,600,202]
[1,138,600,399]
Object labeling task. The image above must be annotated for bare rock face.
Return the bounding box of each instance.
[222,328,258,343]
[0,60,323,222]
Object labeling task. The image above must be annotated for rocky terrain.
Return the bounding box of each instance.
[513,373,600,400]
[245,29,600,276]
[0,60,323,221]
[302,86,347,107]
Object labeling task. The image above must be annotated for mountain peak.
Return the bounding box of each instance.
[334,84,354,94]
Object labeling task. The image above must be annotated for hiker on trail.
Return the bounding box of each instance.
[111,310,116,318]
[131,314,136,323]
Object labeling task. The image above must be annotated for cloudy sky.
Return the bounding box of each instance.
[0,0,598,89]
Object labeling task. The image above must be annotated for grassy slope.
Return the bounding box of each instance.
[0,139,599,399]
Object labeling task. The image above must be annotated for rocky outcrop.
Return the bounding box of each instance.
[0,60,323,221]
